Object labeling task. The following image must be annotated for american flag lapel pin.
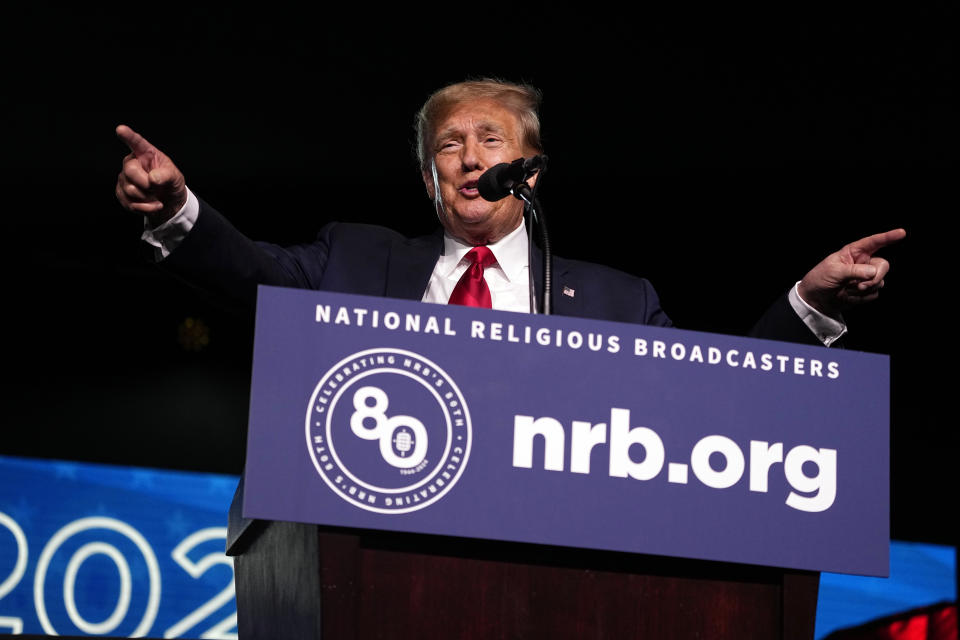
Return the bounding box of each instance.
[562,286,575,298]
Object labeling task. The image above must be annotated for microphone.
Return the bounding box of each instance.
[478,155,546,202]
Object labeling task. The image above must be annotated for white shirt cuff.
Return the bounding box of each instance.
[140,188,199,260]
[788,281,847,347]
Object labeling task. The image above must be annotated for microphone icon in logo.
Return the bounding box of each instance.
[394,429,413,457]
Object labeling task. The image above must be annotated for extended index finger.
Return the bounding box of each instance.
[848,228,907,257]
[116,124,156,158]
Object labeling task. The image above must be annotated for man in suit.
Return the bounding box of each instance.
[115,79,905,639]
[115,79,903,342]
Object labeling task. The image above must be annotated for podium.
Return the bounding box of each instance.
[227,497,818,639]
[231,287,888,639]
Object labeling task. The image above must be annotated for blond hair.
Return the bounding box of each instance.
[415,78,543,171]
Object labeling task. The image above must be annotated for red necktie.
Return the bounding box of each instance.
[448,246,496,308]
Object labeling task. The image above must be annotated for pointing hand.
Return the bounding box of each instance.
[114,125,187,225]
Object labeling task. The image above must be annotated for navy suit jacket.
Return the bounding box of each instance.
[163,199,681,328]
[162,199,815,344]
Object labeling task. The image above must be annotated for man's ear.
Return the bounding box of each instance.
[422,169,436,200]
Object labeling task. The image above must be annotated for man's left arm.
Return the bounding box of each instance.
[750,228,906,345]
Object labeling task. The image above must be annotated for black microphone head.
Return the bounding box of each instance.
[478,162,513,202]
[478,158,528,202]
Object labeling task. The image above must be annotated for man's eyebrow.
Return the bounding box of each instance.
[475,121,508,136]
[434,126,461,143]
[435,121,509,144]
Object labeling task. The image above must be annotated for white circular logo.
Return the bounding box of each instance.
[305,348,472,514]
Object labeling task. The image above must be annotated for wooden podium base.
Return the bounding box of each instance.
[231,520,819,640]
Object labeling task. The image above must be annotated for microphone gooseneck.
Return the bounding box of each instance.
[478,156,551,314]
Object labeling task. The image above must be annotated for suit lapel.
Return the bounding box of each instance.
[385,229,444,301]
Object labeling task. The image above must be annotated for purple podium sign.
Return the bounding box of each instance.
[244,285,889,577]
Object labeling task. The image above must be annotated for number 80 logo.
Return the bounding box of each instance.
[306,348,472,514]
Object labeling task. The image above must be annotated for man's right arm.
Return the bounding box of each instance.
[115,125,332,308]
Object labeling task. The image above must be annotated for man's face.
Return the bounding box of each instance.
[423,99,533,246]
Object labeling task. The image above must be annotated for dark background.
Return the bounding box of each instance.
[3,7,955,546]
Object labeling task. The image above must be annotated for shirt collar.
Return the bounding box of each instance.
[439,222,529,282]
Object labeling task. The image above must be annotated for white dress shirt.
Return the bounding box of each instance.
[421,222,533,313]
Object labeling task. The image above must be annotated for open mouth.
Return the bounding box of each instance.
[458,180,479,196]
